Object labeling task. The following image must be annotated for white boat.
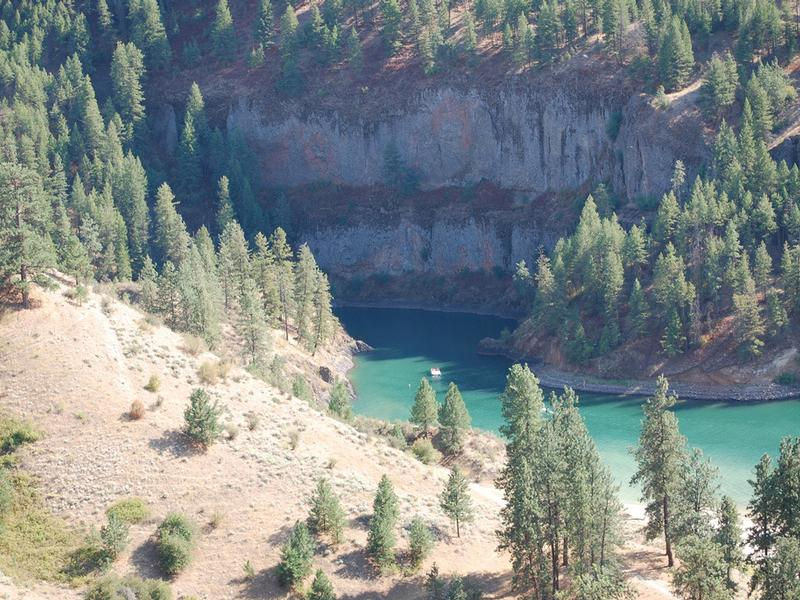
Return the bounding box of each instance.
[430,367,442,377]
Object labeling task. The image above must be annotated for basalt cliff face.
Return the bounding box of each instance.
[223,75,707,307]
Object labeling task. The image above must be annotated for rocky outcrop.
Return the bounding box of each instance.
[228,83,706,200]
[301,216,560,277]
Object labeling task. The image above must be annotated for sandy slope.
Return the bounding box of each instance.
[0,285,682,599]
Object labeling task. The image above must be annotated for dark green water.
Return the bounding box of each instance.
[337,306,800,503]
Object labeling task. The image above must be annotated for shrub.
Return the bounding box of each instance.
[0,468,12,517]
[129,400,146,420]
[0,416,41,454]
[307,479,345,545]
[100,514,129,563]
[277,521,314,588]
[144,375,161,393]
[183,335,206,356]
[289,430,300,451]
[84,574,173,600]
[411,438,440,465]
[775,372,798,385]
[183,389,222,448]
[408,517,433,570]
[328,380,352,420]
[225,423,239,441]
[245,413,260,431]
[292,375,313,403]
[197,361,220,385]
[307,569,336,600]
[156,513,195,577]
[107,498,150,525]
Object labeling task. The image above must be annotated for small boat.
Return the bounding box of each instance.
[430,367,442,377]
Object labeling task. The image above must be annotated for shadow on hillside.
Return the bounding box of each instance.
[147,429,203,458]
[338,570,515,599]
[266,523,294,546]
[238,564,280,598]
[130,539,163,580]
[333,547,377,581]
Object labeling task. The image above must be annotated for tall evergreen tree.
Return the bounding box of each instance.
[440,466,474,538]
[236,276,269,364]
[367,475,399,571]
[270,227,294,340]
[411,378,438,436]
[631,375,688,567]
[128,0,171,69]
[438,382,471,454]
[0,164,56,308]
[211,0,236,60]
[110,42,146,141]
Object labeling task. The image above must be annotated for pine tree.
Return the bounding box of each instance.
[410,378,438,436]
[438,382,471,454]
[754,241,773,291]
[277,521,314,587]
[747,453,777,594]
[671,536,731,600]
[367,475,399,571]
[216,176,235,235]
[158,260,183,328]
[211,0,236,60]
[218,221,251,311]
[661,307,686,357]
[732,268,765,357]
[62,232,92,286]
[255,0,275,48]
[177,112,202,203]
[328,380,353,420]
[110,42,146,141]
[628,278,650,337]
[496,364,547,594]
[439,466,474,538]
[766,288,788,337]
[380,0,403,54]
[699,53,738,120]
[138,255,159,313]
[153,183,191,267]
[270,227,295,340]
[311,270,335,354]
[463,10,478,55]
[347,26,363,70]
[183,388,222,447]
[631,375,688,567]
[128,0,171,69]
[0,164,56,308]
[714,496,744,589]
[110,152,149,273]
[236,277,269,364]
[308,570,337,600]
[764,537,800,600]
[307,478,346,545]
[279,5,300,82]
[659,16,694,91]
[747,77,774,141]
[294,244,319,346]
[408,517,434,569]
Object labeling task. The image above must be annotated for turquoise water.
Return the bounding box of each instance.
[337,306,800,504]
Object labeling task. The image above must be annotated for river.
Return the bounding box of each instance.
[336,306,800,504]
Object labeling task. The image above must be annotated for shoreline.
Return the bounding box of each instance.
[517,361,800,402]
[334,299,523,321]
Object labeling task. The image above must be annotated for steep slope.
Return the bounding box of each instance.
[0,285,683,599]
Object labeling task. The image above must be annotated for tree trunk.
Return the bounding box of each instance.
[663,495,674,567]
[20,264,29,308]
[456,516,460,538]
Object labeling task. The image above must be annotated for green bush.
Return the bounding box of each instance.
[292,375,313,403]
[155,514,195,577]
[0,417,41,454]
[0,468,11,517]
[144,375,161,393]
[775,372,798,385]
[107,498,150,525]
[84,574,173,600]
[100,514,129,562]
[408,517,433,569]
[411,438,441,465]
[277,521,314,588]
[183,389,222,448]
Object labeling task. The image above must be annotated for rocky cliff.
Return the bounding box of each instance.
[221,72,708,307]
[227,81,707,200]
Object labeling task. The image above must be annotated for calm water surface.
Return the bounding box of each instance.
[336,306,800,503]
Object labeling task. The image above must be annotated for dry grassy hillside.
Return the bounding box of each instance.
[0,282,684,599]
